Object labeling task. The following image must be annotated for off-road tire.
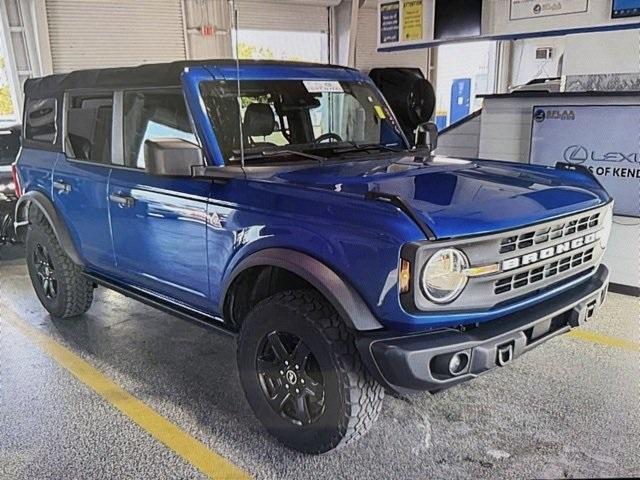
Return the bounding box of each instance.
[237,289,385,454]
[25,212,94,318]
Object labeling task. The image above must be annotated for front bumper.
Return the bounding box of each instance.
[356,264,609,394]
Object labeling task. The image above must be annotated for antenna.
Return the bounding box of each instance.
[231,0,245,169]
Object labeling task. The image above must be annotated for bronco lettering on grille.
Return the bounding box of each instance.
[501,232,600,272]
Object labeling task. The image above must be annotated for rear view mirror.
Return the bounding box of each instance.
[415,122,438,154]
[144,139,203,177]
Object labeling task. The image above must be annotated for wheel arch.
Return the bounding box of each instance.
[221,248,384,332]
[15,190,83,266]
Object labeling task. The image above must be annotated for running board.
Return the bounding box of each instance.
[84,272,236,337]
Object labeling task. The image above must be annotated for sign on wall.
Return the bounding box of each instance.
[402,0,423,41]
[510,0,589,20]
[380,1,400,44]
[530,105,640,217]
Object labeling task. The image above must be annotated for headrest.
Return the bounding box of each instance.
[243,103,276,137]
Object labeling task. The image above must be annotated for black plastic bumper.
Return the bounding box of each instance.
[356,265,610,394]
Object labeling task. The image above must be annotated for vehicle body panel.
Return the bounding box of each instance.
[108,169,212,311]
[51,156,114,271]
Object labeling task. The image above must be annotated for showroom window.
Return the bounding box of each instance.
[122,89,196,169]
[24,98,57,144]
[66,93,113,163]
[434,41,498,129]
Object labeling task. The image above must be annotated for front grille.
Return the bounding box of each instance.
[494,247,595,295]
[498,211,600,254]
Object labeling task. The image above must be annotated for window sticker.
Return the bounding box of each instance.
[374,105,387,119]
[303,81,344,93]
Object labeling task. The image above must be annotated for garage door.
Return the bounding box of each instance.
[234,1,334,62]
[235,1,331,32]
[46,0,187,73]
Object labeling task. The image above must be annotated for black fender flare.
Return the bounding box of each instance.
[221,248,384,332]
[14,191,83,266]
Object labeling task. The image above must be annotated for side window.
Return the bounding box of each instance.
[122,90,196,169]
[24,98,57,144]
[66,93,114,163]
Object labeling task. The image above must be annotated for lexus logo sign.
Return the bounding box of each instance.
[563,145,589,164]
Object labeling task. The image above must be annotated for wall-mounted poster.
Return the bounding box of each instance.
[530,105,640,217]
[510,0,589,20]
[402,0,423,41]
[380,1,400,44]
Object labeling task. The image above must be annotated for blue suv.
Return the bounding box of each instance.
[14,60,612,453]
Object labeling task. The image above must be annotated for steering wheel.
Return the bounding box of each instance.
[313,132,343,145]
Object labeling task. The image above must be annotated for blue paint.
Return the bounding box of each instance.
[16,61,612,333]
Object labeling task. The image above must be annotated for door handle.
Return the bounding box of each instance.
[109,193,135,208]
[53,180,71,194]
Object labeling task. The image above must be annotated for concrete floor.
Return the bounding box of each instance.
[1,248,639,480]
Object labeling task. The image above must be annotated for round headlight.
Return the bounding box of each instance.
[421,248,469,304]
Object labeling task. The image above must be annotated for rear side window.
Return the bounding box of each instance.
[66,93,114,164]
[122,90,196,169]
[24,98,57,144]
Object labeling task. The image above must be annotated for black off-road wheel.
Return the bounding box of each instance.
[25,214,94,318]
[237,290,385,454]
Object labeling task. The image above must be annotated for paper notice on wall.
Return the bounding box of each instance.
[509,0,588,20]
[530,105,640,217]
[402,0,423,41]
[380,2,400,44]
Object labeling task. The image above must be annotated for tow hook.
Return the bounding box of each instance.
[496,342,515,366]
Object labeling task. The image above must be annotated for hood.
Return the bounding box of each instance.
[262,155,610,239]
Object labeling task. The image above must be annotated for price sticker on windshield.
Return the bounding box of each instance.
[303,81,344,93]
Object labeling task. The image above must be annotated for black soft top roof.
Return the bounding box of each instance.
[24,59,355,99]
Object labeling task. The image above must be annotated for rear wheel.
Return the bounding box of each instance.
[237,290,384,454]
[26,215,94,318]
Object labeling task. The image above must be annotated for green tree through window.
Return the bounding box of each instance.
[0,56,16,117]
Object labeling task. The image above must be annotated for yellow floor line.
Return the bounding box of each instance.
[567,329,640,352]
[1,305,251,480]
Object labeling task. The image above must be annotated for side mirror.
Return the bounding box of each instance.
[144,138,203,177]
[415,121,438,154]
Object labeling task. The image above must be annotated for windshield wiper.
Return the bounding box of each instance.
[231,149,326,164]
[261,149,326,163]
[326,142,404,155]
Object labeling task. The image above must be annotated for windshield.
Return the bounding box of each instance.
[200,80,407,164]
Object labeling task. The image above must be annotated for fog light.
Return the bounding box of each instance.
[448,352,469,376]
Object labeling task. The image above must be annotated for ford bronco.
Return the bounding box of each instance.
[13,60,612,453]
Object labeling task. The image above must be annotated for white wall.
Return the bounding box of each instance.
[184,0,232,59]
[509,36,565,87]
[564,29,640,75]
[509,29,640,88]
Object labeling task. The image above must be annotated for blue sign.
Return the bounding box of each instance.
[450,78,471,125]
[380,2,400,44]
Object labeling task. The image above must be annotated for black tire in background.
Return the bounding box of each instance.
[237,290,384,454]
[25,213,94,318]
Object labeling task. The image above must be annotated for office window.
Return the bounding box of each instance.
[25,98,57,144]
[122,90,196,169]
[66,93,113,163]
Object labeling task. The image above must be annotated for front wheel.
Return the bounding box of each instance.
[237,290,384,454]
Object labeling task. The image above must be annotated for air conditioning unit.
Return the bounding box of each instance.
[536,47,553,60]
